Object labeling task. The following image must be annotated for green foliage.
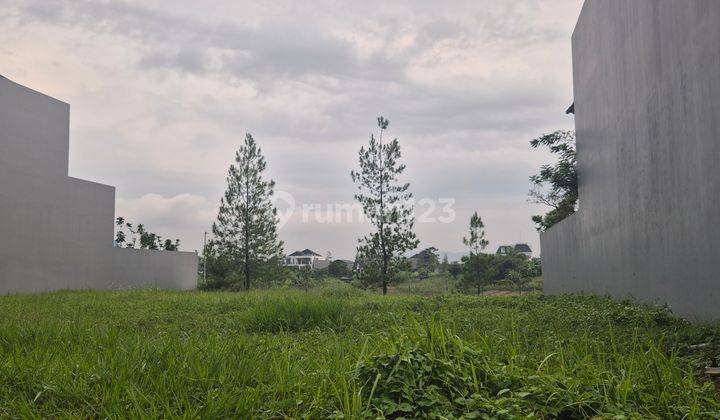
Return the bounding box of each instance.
[413,247,440,273]
[454,253,540,295]
[312,267,330,280]
[504,269,524,292]
[355,320,478,418]
[242,292,347,332]
[463,212,489,254]
[286,267,314,291]
[501,258,542,294]
[448,261,462,279]
[529,130,578,231]
[114,217,180,251]
[440,253,449,273]
[313,279,367,299]
[524,257,542,278]
[2,291,720,418]
[357,315,720,418]
[351,117,419,294]
[328,260,352,278]
[461,213,492,294]
[461,253,492,295]
[394,270,414,284]
[209,134,284,290]
[353,250,385,289]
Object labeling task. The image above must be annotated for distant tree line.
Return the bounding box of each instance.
[196,118,555,293]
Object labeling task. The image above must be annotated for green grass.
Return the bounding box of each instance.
[1,282,720,418]
[386,273,543,296]
[388,274,457,295]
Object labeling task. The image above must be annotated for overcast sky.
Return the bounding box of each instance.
[1,0,581,259]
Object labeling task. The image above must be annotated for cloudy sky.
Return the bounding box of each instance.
[1,0,581,259]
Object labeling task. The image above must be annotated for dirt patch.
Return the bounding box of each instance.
[481,290,522,297]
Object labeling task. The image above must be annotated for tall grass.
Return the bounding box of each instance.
[0,289,718,417]
[241,291,349,332]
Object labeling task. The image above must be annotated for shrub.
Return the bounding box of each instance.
[356,318,720,418]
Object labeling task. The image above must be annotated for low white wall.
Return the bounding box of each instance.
[112,248,198,290]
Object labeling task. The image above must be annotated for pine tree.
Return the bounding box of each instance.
[463,212,489,255]
[211,134,283,291]
[462,212,490,295]
[351,117,419,295]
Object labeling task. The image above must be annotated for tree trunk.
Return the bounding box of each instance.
[475,258,482,296]
[379,128,388,296]
[244,252,250,291]
[244,168,251,292]
[382,257,388,295]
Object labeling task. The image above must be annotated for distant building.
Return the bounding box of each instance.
[408,248,439,271]
[496,243,532,259]
[284,249,325,269]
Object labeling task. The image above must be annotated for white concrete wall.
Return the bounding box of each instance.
[542,0,720,321]
[0,75,198,293]
[112,248,198,290]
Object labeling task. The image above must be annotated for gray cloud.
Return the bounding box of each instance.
[1,0,582,258]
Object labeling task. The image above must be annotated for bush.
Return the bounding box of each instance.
[394,271,414,284]
[328,260,352,278]
[357,318,720,418]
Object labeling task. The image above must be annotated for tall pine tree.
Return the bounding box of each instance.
[351,117,418,295]
[211,134,283,291]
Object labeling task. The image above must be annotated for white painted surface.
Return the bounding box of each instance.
[0,76,197,293]
[542,0,720,321]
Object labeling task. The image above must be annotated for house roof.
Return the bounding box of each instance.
[514,243,532,253]
[288,249,321,257]
[496,244,532,254]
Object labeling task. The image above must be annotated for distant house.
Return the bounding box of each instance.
[408,248,439,272]
[496,243,533,259]
[284,249,325,269]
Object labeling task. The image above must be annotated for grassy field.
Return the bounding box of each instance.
[1,282,720,418]
[385,274,542,296]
